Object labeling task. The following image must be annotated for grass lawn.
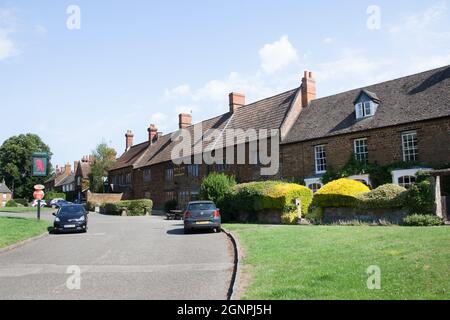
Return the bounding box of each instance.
[0,217,50,249]
[0,207,53,213]
[224,224,450,300]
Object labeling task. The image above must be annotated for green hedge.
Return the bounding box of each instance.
[403,214,443,226]
[356,184,407,209]
[405,180,435,215]
[313,178,370,208]
[101,199,153,216]
[14,199,29,207]
[221,181,313,224]
[5,200,18,207]
[44,192,66,201]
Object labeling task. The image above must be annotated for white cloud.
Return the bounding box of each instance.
[163,84,191,100]
[259,35,299,74]
[323,37,334,44]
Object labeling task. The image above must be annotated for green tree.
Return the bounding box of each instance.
[200,173,236,203]
[0,134,52,199]
[89,142,117,193]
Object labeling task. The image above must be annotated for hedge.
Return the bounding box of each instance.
[221,181,313,224]
[403,214,443,226]
[313,178,370,208]
[14,199,29,207]
[5,200,18,207]
[100,199,153,216]
[356,184,407,209]
[44,192,66,201]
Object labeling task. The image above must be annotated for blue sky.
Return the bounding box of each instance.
[1,0,450,167]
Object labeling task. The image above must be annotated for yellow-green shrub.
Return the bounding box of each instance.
[313,178,370,208]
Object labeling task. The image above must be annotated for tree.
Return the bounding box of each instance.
[199,173,236,203]
[0,134,53,199]
[89,142,117,193]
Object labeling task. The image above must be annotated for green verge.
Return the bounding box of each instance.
[224,224,450,300]
[0,217,50,249]
[0,207,53,213]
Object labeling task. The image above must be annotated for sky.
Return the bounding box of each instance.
[1,0,450,168]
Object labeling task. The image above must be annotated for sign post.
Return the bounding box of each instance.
[32,152,49,177]
[33,185,45,220]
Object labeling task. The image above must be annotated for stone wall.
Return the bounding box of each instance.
[86,191,123,204]
[322,207,407,224]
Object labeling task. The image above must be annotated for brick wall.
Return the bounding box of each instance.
[281,118,450,181]
[86,191,123,204]
[1,193,12,207]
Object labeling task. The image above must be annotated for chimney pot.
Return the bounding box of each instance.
[125,130,134,151]
[148,124,158,144]
[178,113,192,129]
[301,70,316,107]
[229,92,246,113]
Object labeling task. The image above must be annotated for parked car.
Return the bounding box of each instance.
[53,199,72,208]
[52,204,88,233]
[50,198,65,207]
[31,199,47,207]
[183,201,221,234]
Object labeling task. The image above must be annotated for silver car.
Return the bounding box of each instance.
[183,201,221,234]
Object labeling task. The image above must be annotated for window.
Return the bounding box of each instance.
[308,183,323,193]
[354,138,368,164]
[143,168,152,182]
[165,191,175,201]
[187,164,199,177]
[2,194,6,199]
[398,175,416,188]
[402,131,418,162]
[215,163,230,172]
[165,168,174,181]
[355,101,375,119]
[314,145,327,174]
[125,173,132,185]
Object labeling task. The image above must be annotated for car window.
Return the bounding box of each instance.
[58,206,85,215]
[188,203,216,211]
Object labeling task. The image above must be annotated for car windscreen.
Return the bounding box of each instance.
[58,206,85,215]
[188,203,216,211]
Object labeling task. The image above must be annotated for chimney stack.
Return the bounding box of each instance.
[178,113,192,129]
[125,130,134,151]
[64,163,71,175]
[229,92,246,113]
[148,124,158,144]
[301,71,316,107]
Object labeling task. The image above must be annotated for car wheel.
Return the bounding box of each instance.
[215,227,221,233]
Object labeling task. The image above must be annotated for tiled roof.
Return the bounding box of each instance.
[111,89,298,170]
[55,173,75,187]
[0,183,12,193]
[283,65,450,144]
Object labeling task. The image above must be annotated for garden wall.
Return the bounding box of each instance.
[86,191,123,204]
[323,207,407,224]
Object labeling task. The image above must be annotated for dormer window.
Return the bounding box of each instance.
[354,90,380,120]
[355,101,375,119]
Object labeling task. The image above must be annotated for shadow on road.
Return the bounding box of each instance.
[166,228,219,236]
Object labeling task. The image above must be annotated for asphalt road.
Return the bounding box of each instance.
[0,212,234,300]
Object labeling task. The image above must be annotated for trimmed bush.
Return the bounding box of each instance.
[403,214,443,227]
[221,181,313,224]
[164,199,178,213]
[313,178,370,208]
[101,202,122,215]
[405,180,435,215]
[14,199,29,207]
[200,173,236,204]
[101,199,153,216]
[5,200,18,207]
[356,184,407,209]
[44,192,66,201]
[305,206,324,224]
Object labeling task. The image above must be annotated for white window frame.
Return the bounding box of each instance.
[165,168,174,181]
[348,174,371,187]
[304,177,323,194]
[391,168,431,186]
[402,131,418,162]
[355,101,375,119]
[187,164,199,177]
[354,138,368,164]
[2,194,6,199]
[314,145,327,174]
